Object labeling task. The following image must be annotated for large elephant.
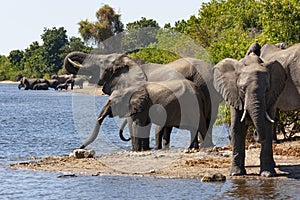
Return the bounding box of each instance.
[64,52,218,148]
[80,79,210,151]
[250,43,300,140]
[213,53,287,177]
[18,77,39,90]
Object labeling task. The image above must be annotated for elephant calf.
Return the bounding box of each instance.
[80,79,211,151]
[33,83,49,90]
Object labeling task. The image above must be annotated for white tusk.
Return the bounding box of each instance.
[265,112,275,123]
[68,58,82,68]
[240,109,247,122]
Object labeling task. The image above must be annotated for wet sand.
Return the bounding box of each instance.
[11,139,300,180]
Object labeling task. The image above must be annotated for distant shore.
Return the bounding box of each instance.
[0,80,18,84]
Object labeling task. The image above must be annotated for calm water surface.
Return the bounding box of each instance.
[0,84,299,199]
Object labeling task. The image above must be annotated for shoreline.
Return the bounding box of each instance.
[10,139,300,180]
[0,80,18,84]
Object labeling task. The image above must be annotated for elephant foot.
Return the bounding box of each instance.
[132,137,150,151]
[230,166,246,176]
[260,170,276,177]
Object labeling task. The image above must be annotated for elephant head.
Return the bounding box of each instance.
[101,55,147,95]
[79,85,142,149]
[213,54,287,142]
[64,51,125,85]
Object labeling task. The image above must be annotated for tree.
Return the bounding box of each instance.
[259,0,300,44]
[41,27,69,74]
[78,5,124,47]
[122,17,160,52]
[8,50,24,70]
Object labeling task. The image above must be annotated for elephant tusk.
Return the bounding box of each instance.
[265,112,275,123]
[240,109,247,123]
[68,58,82,68]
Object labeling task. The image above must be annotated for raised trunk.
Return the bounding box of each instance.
[64,52,87,75]
[79,100,112,149]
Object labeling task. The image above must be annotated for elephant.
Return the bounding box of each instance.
[47,79,59,89]
[51,74,74,84]
[56,82,68,90]
[249,43,300,141]
[64,52,218,148]
[33,83,49,90]
[80,79,211,151]
[213,53,287,177]
[66,77,84,89]
[18,77,39,90]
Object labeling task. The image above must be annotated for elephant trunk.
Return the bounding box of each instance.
[246,92,267,143]
[80,100,112,149]
[64,52,87,75]
[119,119,131,142]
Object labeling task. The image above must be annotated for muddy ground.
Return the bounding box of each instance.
[11,138,300,180]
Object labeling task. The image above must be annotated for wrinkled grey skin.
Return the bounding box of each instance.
[81,80,210,151]
[214,53,287,177]
[260,43,300,112]
[64,52,218,148]
[250,43,300,141]
[18,77,39,90]
[33,83,49,90]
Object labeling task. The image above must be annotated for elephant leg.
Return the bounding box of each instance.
[187,128,199,149]
[230,107,247,176]
[155,126,163,149]
[131,121,151,151]
[272,109,280,143]
[162,127,172,149]
[260,109,276,177]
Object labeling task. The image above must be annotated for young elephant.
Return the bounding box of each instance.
[56,82,68,90]
[33,83,49,90]
[80,79,211,151]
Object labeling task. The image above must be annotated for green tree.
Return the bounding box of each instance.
[41,27,69,74]
[259,0,300,44]
[123,17,160,52]
[78,5,124,47]
[8,50,24,70]
[21,41,46,77]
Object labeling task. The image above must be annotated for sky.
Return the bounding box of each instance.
[0,0,209,56]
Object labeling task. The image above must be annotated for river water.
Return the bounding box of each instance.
[0,84,299,199]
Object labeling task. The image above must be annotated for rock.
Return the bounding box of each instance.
[201,173,226,182]
[71,149,95,159]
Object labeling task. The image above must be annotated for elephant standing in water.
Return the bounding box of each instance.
[18,77,39,90]
[80,79,211,151]
[64,52,219,149]
[214,53,287,177]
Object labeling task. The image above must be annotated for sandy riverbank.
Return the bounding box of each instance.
[0,80,18,84]
[10,138,300,180]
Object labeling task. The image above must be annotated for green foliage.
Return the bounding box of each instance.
[78,4,124,47]
[259,0,300,44]
[130,48,179,64]
[41,27,69,74]
[122,17,160,51]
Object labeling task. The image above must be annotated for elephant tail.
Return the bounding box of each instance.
[119,119,131,142]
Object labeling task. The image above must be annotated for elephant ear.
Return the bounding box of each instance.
[265,60,287,107]
[129,86,150,116]
[107,55,147,86]
[213,58,243,110]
